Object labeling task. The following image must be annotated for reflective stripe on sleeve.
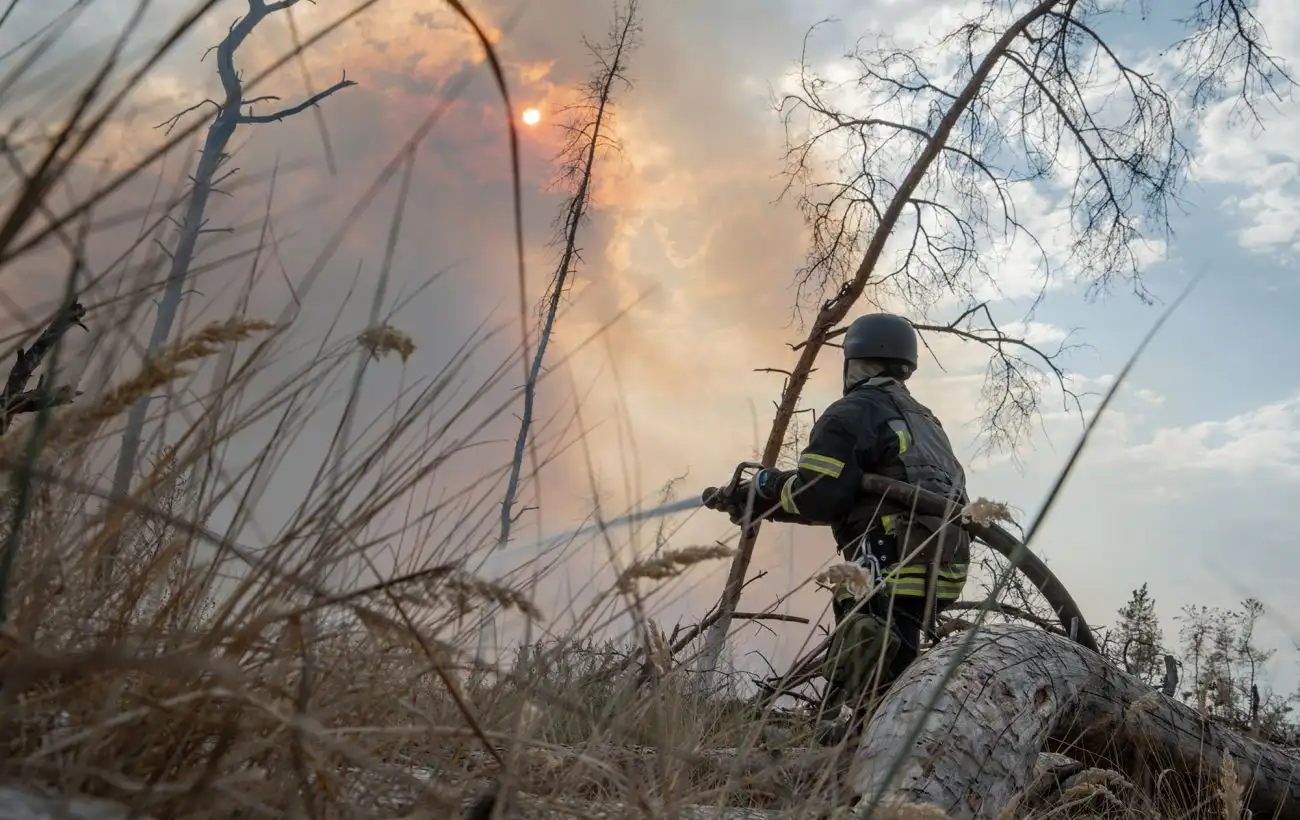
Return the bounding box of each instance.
[797,452,844,478]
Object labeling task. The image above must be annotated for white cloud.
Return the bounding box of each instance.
[1000,319,1069,347]
[1121,393,1300,479]
[1189,0,1300,254]
[1134,388,1165,406]
[1074,373,1116,391]
[773,5,1175,318]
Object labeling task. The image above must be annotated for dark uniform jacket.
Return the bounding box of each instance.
[763,376,971,604]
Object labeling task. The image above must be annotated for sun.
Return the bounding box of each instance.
[521,107,542,127]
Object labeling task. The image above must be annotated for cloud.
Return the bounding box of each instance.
[1134,388,1164,406]
[1188,0,1300,254]
[1122,393,1300,480]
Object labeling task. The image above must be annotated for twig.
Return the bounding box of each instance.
[939,600,1069,635]
[237,73,356,123]
[496,0,640,549]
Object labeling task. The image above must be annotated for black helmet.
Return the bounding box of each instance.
[842,313,918,369]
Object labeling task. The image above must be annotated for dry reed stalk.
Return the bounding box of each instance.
[13,318,275,450]
[1218,752,1244,819]
[616,545,735,592]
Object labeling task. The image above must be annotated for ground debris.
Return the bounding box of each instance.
[0,784,146,820]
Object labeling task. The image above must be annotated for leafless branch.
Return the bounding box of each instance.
[772,0,1292,448]
[497,0,641,549]
[109,0,355,531]
[155,99,221,135]
[236,73,356,124]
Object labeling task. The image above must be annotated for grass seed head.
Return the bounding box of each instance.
[1219,752,1244,819]
[358,324,416,362]
[960,497,1016,527]
[616,544,735,591]
[816,562,873,600]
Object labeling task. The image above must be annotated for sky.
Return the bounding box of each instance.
[3,0,1300,695]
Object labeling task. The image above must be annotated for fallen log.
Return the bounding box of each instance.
[860,475,1097,652]
[853,623,1300,820]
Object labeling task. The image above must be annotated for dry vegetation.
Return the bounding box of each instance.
[0,0,1295,819]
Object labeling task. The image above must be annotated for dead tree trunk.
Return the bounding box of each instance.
[107,0,354,521]
[853,623,1300,820]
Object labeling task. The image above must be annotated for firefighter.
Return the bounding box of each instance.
[702,312,970,743]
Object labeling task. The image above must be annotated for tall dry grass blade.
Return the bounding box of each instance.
[1218,752,1244,819]
[37,317,274,449]
[616,545,736,592]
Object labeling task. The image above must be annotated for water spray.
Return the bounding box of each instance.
[490,461,764,564]
[490,496,703,565]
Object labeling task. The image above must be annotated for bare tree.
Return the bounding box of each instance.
[497,0,641,549]
[1174,599,1296,739]
[107,0,356,519]
[698,0,1290,680]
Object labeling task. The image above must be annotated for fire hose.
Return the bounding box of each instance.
[509,461,1095,652]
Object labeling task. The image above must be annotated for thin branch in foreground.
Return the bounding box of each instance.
[237,72,357,123]
[496,0,641,550]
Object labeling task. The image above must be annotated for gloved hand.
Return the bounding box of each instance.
[703,465,792,526]
[751,468,783,501]
[701,481,755,527]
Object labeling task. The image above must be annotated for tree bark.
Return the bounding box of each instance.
[853,623,1300,820]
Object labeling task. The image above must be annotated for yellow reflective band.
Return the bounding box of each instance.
[882,564,967,580]
[798,452,844,478]
[779,476,801,515]
[877,562,967,600]
[885,579,928,597]
[888,419,912,454]
[882,580,965,600]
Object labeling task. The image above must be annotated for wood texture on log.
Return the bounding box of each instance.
[852,623,1300,820]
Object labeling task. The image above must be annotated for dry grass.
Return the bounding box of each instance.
[0,2,1290,820]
